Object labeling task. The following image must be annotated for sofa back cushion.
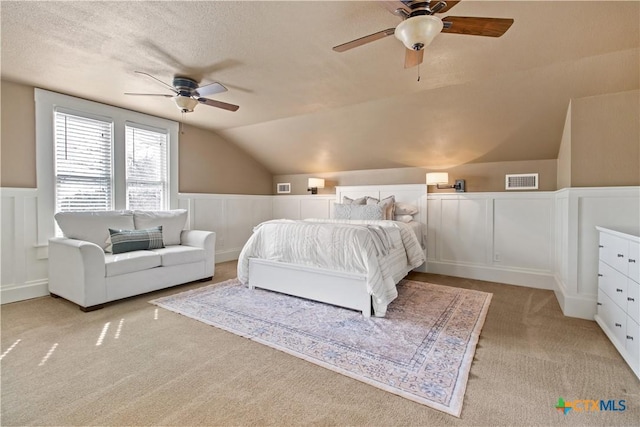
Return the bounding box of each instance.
[54,211,135,250]
[133,209,188,246]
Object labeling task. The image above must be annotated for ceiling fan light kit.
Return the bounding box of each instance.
[395,15,443,51]
[172,95,198,113]
[333,0,514,69]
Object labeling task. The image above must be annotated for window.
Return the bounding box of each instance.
[36,89,179,245]
[125,125,168,210]
[54,111,114,212]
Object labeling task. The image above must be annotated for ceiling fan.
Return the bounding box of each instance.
[333,0,514,68]
[125,71,239,113]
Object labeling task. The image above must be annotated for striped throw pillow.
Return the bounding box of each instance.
[108,226,164,254]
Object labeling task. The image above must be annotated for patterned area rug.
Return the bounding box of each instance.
[150,278,491,417]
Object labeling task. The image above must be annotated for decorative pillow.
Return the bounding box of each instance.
[108,226,164,254]
[55,211,134,250]
[394,202,419,215]
[133,209,187,246]
[366,196,395,220]
[333,203,384,220]
[394,215,414,223]
[342,196,367,205]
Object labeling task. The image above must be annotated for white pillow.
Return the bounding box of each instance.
[333,203,384,220]
[54,211,134,250]
[394,215,414,223]
[394,202,418,215]
[366,196,395,220]
[133,210,188,246]
[342,196,367,205]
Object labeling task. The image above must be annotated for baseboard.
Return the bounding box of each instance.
[1,279,49,304]
[426,260,555,290]
[553,275,596,320]
[215,248,242,263]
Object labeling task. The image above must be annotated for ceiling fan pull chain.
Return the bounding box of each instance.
[180,111,185,134]
[417,63,421,82]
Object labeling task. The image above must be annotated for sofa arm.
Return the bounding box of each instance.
[48,237,107,308]
[181,230,216,276]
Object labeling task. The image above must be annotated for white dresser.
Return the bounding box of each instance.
[595,226,640,379]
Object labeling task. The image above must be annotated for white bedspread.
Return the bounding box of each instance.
[237,219,425,316]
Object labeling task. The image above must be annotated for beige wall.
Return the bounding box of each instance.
[1,81,36,188]
[0,80,272,195]
[274,159,558,195]
[179,124,272,195]
[556,101,572,190]
[571,90,640,187]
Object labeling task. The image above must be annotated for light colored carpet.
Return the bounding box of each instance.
[2,261,639,426]
[150,278,492,417]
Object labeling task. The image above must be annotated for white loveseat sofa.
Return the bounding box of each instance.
[48,209,215,311]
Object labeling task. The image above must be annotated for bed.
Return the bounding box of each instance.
[237,184,427,317]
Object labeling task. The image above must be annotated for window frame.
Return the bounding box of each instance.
[35,89,179,245]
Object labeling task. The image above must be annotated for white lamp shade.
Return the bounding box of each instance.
[395,15,443,50]
[426,172,449,185]
[173,95,198,112]
[308,178,325,188]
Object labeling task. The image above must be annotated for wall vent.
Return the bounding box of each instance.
[505,173,538,190]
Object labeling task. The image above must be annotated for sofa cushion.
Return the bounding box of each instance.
[55,211,134,250]
[104,251,161,277]
[133,210,188,246]
[150,245,206,267]
[108,226,164,254]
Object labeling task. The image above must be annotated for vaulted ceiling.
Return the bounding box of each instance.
[2,1,638,174]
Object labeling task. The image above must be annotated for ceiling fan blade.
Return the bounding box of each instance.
[404,49,424,69]
[124,93,173,97]
[430,1,460,14]
[333,28,396,52]
[196,82,228,97]
[134,71,178,93]
[441,16,514,37]
[197,97,239,112]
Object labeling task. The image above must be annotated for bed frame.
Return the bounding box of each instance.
[247,184,428,317]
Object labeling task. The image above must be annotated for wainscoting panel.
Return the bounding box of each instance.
[1,188,49,303]
[427,192,556,291]
[272,195,334,220]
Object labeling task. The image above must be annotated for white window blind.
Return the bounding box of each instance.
[54,111,113,212]
[125,125,168,211]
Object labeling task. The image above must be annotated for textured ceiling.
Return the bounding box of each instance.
[2,1,638,174]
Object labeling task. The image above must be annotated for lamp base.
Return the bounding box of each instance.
[308,187,318,195]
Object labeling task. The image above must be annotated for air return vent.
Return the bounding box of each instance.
[505,173,538,190]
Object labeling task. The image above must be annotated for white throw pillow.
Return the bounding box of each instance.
[342,196,367,205]
[133,210,188,246]
[394,215,414,223]
[54,211,135,250]
[394,202,419,215]
[333,203,384,220]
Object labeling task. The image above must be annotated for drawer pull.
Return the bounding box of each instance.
[597,302,602,306]
[616,288,623,292]
[598,274,603,277]
[627,336,634,341]
[615,323,622,327]
[617,254,624,258]
[629,297,636,302]
[630,259,637,263]
[599,245,604,248]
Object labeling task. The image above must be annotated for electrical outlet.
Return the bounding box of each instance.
[494,253,501,262]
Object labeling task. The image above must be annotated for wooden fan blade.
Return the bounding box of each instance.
[134,71,178,93]
[124,93,173,97]
[404,49,424,69]
[441,16,514,37]
[430,1,460,14]
[197,97,239,112]
[196,82,227,97]
[333,28,396,52]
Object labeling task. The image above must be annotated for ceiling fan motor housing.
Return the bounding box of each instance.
[173,76,199,96]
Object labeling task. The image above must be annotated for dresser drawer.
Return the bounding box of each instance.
[598,289,628,345]
[628,278,640,324]
[600,232,629,275]
[599,261,628,310]
[626,315,640,374]
[629,241,640,284]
